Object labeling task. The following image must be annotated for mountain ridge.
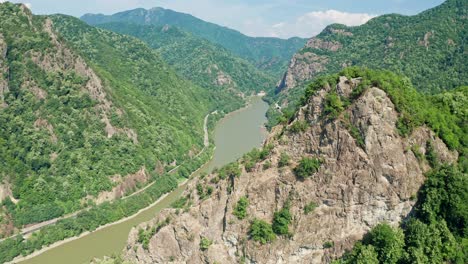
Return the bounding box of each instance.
[266,0,467,128]
[81,6,307,77]
[95,22,276,94]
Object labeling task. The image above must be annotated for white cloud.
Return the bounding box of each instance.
[25,2,32,9]
[269,10,376,38]
[299,10,375,28]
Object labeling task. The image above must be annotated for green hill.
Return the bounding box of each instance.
[0,2,221,233]
[81,7,307,77]
[269,0,467,128]
[96,22,276,94]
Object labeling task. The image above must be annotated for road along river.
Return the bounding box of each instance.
[18,96,269,264]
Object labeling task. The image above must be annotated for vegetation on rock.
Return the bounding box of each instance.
[233,196,249,220]
[294,157,322,179]
[272,204,292,235]
[249,219,276,244]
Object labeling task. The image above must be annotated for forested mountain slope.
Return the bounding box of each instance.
[96,22,276,94]
[81,7,307,77]
[271,0,467,124]
[119,68,466,264]
[0,2,216,239]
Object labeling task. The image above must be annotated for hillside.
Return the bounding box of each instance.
[270,0,467,127]
[118,68,466,263]
[0,2,216,241]
[96,22,276,94]
[81,7,307,77]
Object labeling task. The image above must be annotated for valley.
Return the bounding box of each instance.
[16,97,268,264]
[0,0,466,263]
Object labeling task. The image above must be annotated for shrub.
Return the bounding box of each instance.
[233,196,249,220]
[304,201,318,214]
[218,162,241,179]
[196,183,204,196]
[200,237,212,251]
[323,91,344,119]
[294,157,322,179]
[346,122,365,149]
[278,152,290,167]
[323,241,334,248]
[272,206,292,235]
[244,160,256,172]
[337,243,379,264]
[171,196,188,209]
[243,146,273,171]
[290,120,308,133]
[250,219,276,244]
[411,144,424,162]
[425,141,438,167]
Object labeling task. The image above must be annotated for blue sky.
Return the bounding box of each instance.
[4,0,445,38]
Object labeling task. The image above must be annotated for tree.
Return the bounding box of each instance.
[363,223,405,264]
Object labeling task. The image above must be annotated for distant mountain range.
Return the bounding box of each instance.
[81,7,307,78]
[96,22,276,94]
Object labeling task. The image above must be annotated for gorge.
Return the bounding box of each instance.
[0,1,466,264]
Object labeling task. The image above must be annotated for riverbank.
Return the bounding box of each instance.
[8,181,187,264]
[14,98,269,264]
[0,112,213,246]
[10,149,217,264]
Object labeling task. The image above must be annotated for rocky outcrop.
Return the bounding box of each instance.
[34,118,58,144]
[305,39,342,52]
[122,77,456,263]
[277,52,328,93]
[215,71,234,86]
[418,31,433,50]
[88,167,150,205]
[276,38,341,93]
[29,18,138,142]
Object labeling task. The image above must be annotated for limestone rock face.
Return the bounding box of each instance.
[277,38,340,93]
[123,77,456,264]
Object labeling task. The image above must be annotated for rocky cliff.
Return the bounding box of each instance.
[121,76,457,263]
[276,0,467,98]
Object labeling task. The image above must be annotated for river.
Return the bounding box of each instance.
[19,96,269,264]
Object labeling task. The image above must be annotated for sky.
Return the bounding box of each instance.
[3,0,446,39]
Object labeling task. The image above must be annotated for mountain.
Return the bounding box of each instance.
[96,22,276,94]
[0,2,221,243]
[81,7,307,77]
[117,68,466,263]
[272,0,467,118]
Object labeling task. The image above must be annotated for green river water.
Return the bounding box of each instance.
[20,96,269,264]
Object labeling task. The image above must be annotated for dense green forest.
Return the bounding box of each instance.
[297,68,467,263]
[268,0,467,128]
[0,2,230,234]
[95,22,276,94]
[80,7,307,77]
